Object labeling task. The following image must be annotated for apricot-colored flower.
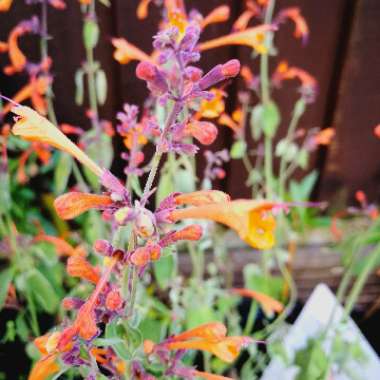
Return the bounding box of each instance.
[136,0,152,19]
[28,354,60,380]
[171,199,277,250]
[105,289,123,310]
[12,106,103,177]
[165,336,252,363]
[278,7,309,43]
[34,234,86,257]
[175,190,230,206]
[231,288,284,316]
[233,1,260,32]
[198,25,273,54]
[171,322,227,342]
[67,255,100,284]
[54,192,113,220]
[2,76,49,116]
[197,89,226,119]
[218,110,243,134]
[0,0,12,12]
[273,61,316,89]
[168,10,188,37]
[129,244,161,266]
[192,370,234,380]
[201,5,230,30]
[111,38,154,65]
[314,128,335,146]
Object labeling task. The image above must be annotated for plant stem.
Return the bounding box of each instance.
[40,0,58,125]
[243,301,258,335]
[278,99,305,200]
[343,244,380,318]
[260,0,276,199]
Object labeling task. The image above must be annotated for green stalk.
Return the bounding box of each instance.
[278,99,305,200]
[260,0,276,199]
[343,244,380,318]
[40,0,58,125]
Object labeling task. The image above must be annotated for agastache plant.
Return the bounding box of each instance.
[7,9,288,378]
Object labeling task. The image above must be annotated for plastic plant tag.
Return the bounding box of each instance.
[262,284,380,380]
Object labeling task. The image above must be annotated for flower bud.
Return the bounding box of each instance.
[134,209,156,238]
[105,289,123,311]
[93,239,113,256]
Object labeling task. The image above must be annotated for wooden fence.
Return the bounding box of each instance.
[1,0,379,203]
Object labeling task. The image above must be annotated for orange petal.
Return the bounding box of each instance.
[34,234,78,257]
[231,288,284,315]
[137,0,152,19]
[28,354,60,380]
[201,5,230,29]
[8,26,27,73]
[111,38,154,65]
[175,190,230,206]
[67,255,100,284]
[54,192,113,220]
[192,370,234,380]
[233,9,256,32]
[171,322,227,342]
[171,200,276,249]
[0,0,13,12]
[12,106,103,177]
[198,25,273,54]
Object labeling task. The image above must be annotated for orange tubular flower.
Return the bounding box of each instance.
[171,199,277,250]
[34,234,86,257]
[111,38,155,65]
[0,0,12,12]
[146,322,252,363]
[12,106,103,177]
[171,322,227,342]
[165,336,252,363]
[2,76,50,116]
[28,354,60,380]
[201,5,230,30]
[175,190,230,206]
[314,128,335,146]
[196,88,226,119]
[198,25,274,54]
[137,0,152,19]
[274,61,316,89]
[279,7,309,43]
[231,288,284,316]
[192,370,234,380]
[54,192,113,220]
[67,255,100,284]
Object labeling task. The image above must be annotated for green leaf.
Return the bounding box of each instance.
[297,148,309,170]
[230,140,247,159]
[153,251,176,290]
[0,170,11,213]
[0,267,15,310]
[139,318,165,343]
[83,20,99,50]
[105,321,131,361]
[295,338,330,380]
[25,268,59,314]
[250,105,263,141]
[289,170,318,202]
[251,102,281,139]
[75,69,84,106]
[15,313,29,342]
[95,69,107,105]
[54,152,73,194]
